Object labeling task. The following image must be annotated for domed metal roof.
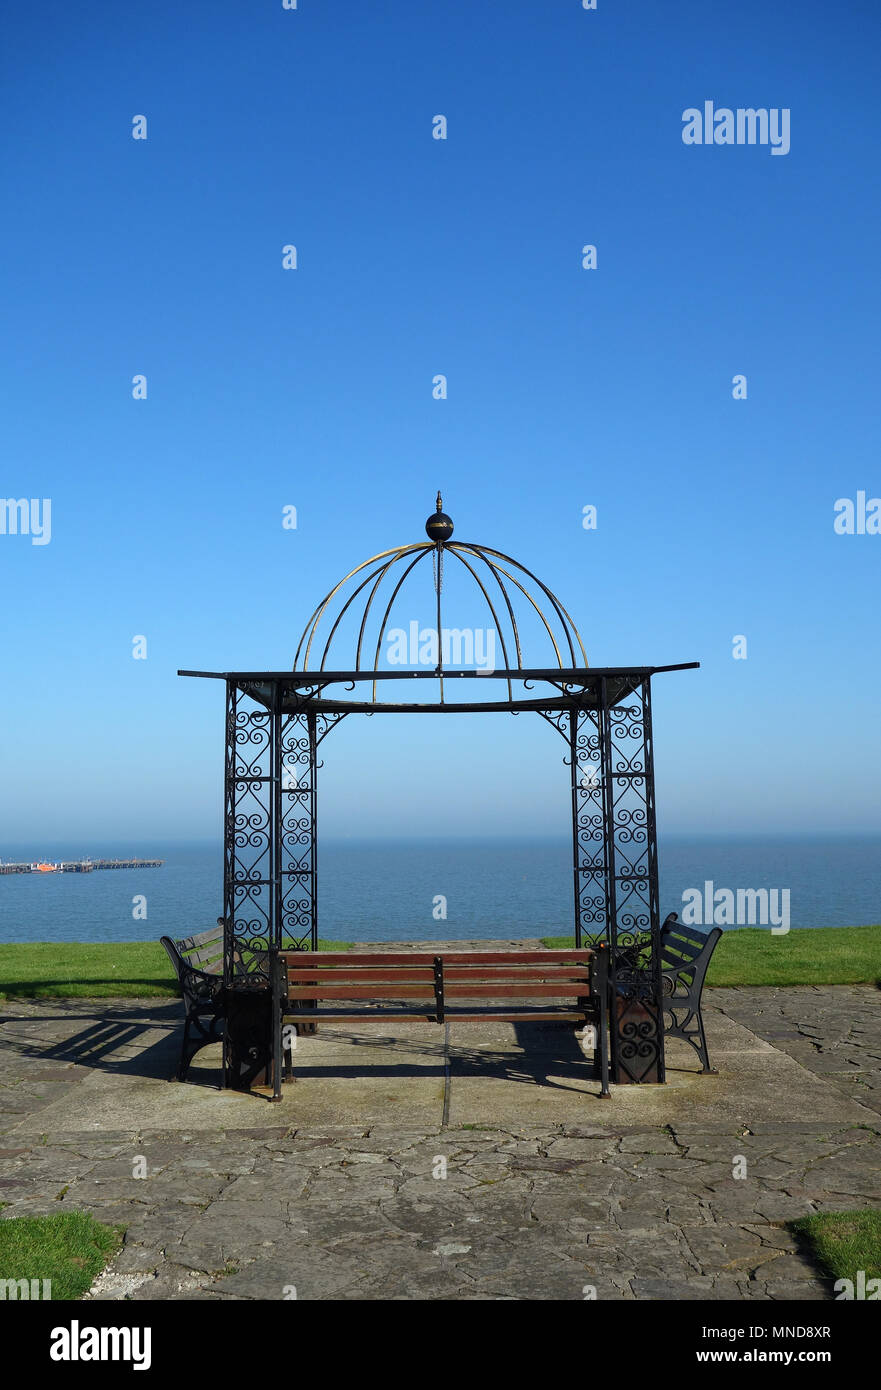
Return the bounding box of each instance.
[179,495,698,715]
[292,494,588,677]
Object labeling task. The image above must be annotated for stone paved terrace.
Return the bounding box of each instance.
[0,944,879,1301]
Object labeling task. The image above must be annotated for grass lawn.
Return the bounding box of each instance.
[540,924,881,986]
[0,939,353,999]
[0,1211,124,1299]
[791,1210,881,1287]
[1,928,877,996]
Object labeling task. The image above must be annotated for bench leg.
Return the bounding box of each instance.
[664,1005,718,1075]
[597,1014,611,1099]
[590,949,612,1099]
[176,1014,221,1082]
[590,989,611,1099]
[271,968,283,1102]
[295,990,318,1035]
[175,1020,192,1081]
[696,1013,717,1074]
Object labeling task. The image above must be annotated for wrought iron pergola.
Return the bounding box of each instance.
[180,496,697,1086]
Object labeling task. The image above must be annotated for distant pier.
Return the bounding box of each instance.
[0,858,164,876]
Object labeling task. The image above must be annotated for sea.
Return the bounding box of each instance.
[0,837,879,944]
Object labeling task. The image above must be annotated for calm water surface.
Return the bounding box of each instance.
[0,837,878,944]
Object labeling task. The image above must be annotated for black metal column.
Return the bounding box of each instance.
[569,709,581,949]
[602,678,665,1084]
[223,680,274,1088]
[223,681,274,974]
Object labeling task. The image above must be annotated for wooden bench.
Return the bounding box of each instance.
[659,913,722,1073]
[279,946,611,1098]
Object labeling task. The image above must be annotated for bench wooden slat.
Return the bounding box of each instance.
[425,950,596,962]
[288,984,437,999]
[285,966,591,984]
[287,982,591,1000]
[188,949,224,968]
[179,946,223,963]
[660,953,701,973]
[661,932,706,954]
[281,950,596,966]
[178,928,224,951]
[662,942,703,962]
[282,1008,438,1021]
[444,965,589,978]
[443,983,590,998]
[282,1007,590,1023]
[660,948,700,969]
[658,945,700,967]
[283,952,437,965]
[286,968,435,983]
[432,950,595,963]
[444,1013,587,1022]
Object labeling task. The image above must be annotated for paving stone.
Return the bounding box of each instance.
[2,988,881,1301]
[761,1279,832,1300]
[632,1276,723,1299]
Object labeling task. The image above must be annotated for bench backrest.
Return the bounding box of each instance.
[163,926,272,986]
[174,926,225,975]
[281,949,603,1018]
[659,915,721,981]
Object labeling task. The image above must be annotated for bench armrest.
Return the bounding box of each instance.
[180,961,223,990]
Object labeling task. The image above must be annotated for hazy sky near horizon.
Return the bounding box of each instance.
[1,0,880,845]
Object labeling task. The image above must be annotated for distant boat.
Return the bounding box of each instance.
[33,862,58,873]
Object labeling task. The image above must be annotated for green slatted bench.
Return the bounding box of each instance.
[659,913,722,1073]
[160,925,227,1081]
[161,922,271,1081]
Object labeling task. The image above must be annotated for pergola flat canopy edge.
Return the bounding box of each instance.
[177,663,700,681]
[177,664,699,712]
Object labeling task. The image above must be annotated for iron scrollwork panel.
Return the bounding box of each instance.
[278,708,348,951]
[603,681,664,1084]
[224,682,273,987]
[539,697,663,1084]
[571,707,609,947]
[536,705,609,949]
[280,709,317,951]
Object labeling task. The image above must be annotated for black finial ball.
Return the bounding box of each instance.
[426,510,453,542]
[426,491,453,542]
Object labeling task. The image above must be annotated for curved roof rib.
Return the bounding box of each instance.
[292,502,588,686]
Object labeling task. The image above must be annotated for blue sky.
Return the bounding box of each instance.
[1,0,879,845]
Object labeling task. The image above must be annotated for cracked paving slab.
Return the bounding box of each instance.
[1,986,879,1300]
[711,985,881,1114]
